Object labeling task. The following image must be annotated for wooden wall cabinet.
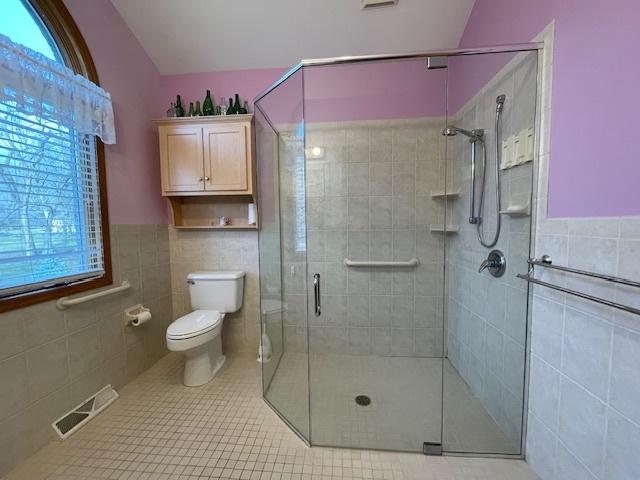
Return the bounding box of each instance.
[154,115,257,229]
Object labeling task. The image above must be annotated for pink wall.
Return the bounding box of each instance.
[460,0,640,218]
[64,0,166,224]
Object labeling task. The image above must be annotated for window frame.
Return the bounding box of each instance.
[0,0,112,313]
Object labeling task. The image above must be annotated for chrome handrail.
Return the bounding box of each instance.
[518,255,640,316]
[517,274,640,316]
[528,255,640,289]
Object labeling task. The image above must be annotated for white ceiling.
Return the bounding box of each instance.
[110,0,476,74]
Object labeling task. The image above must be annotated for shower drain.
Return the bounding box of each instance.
[355,395,371,406]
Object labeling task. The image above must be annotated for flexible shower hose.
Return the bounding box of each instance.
[476,99,504,248]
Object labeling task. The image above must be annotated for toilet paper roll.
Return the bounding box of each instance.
[248,203,257,225]
[131,310,151,326]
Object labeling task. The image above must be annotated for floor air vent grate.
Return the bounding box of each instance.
[52,385,118,440]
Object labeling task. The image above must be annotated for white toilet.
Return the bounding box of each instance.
[166,271,245,387]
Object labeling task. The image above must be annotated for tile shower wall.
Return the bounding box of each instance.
[446,52,537,446]
[525,25,640,480]
[279,119,446,357]
[0,224,172,476]
[168,229,260,354]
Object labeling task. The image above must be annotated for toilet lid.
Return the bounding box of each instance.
[167,310,223,339]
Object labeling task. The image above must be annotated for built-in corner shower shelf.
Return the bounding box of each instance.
[430,225,460,234]
[430,189,460,200]
[499,204,530,217]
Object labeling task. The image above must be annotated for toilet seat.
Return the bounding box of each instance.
[167,310,223,340]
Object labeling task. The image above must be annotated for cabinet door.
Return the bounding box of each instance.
[159,125,204,193]
[203,124,250,193]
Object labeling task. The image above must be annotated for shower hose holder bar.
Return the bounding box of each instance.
[517,255,640,316]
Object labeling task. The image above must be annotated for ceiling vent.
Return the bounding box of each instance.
[361,0,398,9]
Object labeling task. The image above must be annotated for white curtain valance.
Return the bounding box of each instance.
[0,33,116,144]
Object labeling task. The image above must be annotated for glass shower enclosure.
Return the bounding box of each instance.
[255,44,540,456]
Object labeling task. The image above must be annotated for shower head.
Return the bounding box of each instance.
[496,94,506,113]
[442,125,484,142]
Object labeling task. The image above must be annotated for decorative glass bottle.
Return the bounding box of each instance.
[166,102,176,117]
[242,100,250,114]
[175,95,185,117]
[203,90,215,115]
[234,94,243,114]
[220,97,227,115]
[187,102,195,117]
[194,101,202,116]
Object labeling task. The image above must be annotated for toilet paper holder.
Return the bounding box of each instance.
[124,304,151,326]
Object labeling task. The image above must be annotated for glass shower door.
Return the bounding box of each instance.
[443,50,538,455]
[302,59,448,452]
[255,69,310,441]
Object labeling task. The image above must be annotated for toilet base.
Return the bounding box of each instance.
[183,335,225,387]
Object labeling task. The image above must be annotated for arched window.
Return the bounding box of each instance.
[0,0,112,312]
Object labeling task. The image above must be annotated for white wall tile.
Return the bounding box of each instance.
[526,414,557,480]
[603,409,640,480]
[528,355,560,432]
[555,443,598,480]
[609,327,640,425]
[561,307,612,401]
[557,378,606,476]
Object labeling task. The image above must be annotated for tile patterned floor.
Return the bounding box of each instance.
[3,353,538,480]
[266,353,516,453]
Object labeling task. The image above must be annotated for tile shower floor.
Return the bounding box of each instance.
[4,353,538,480]
[267,354,516,454]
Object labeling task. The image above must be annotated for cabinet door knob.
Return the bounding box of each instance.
[204,176,210,181]
[197,177,203,182]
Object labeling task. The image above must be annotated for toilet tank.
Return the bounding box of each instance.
[187,271,245,313]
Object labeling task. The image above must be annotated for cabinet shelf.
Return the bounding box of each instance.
[153,114,253,125]
[168,196,257,229]
[173,224,258,231]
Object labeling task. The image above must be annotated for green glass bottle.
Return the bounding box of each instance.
[203,90,215,115]
[175,95,185,117]
[242,101,250,114]
[194,101,202,116]
[187,102,195,117]
[234,94,244,114]
[228,97,236,114]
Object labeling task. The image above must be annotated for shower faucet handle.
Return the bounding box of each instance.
[478,250,506,277]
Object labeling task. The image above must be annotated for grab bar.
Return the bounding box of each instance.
[528,255,640,288]
[518,255,640,316]
[343,258,420,268]
[517,274,640,316]
[56,280,131,310]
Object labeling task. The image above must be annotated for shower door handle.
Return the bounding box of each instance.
[313,273,321,317]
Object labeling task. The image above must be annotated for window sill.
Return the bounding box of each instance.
[0,273,113,313]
